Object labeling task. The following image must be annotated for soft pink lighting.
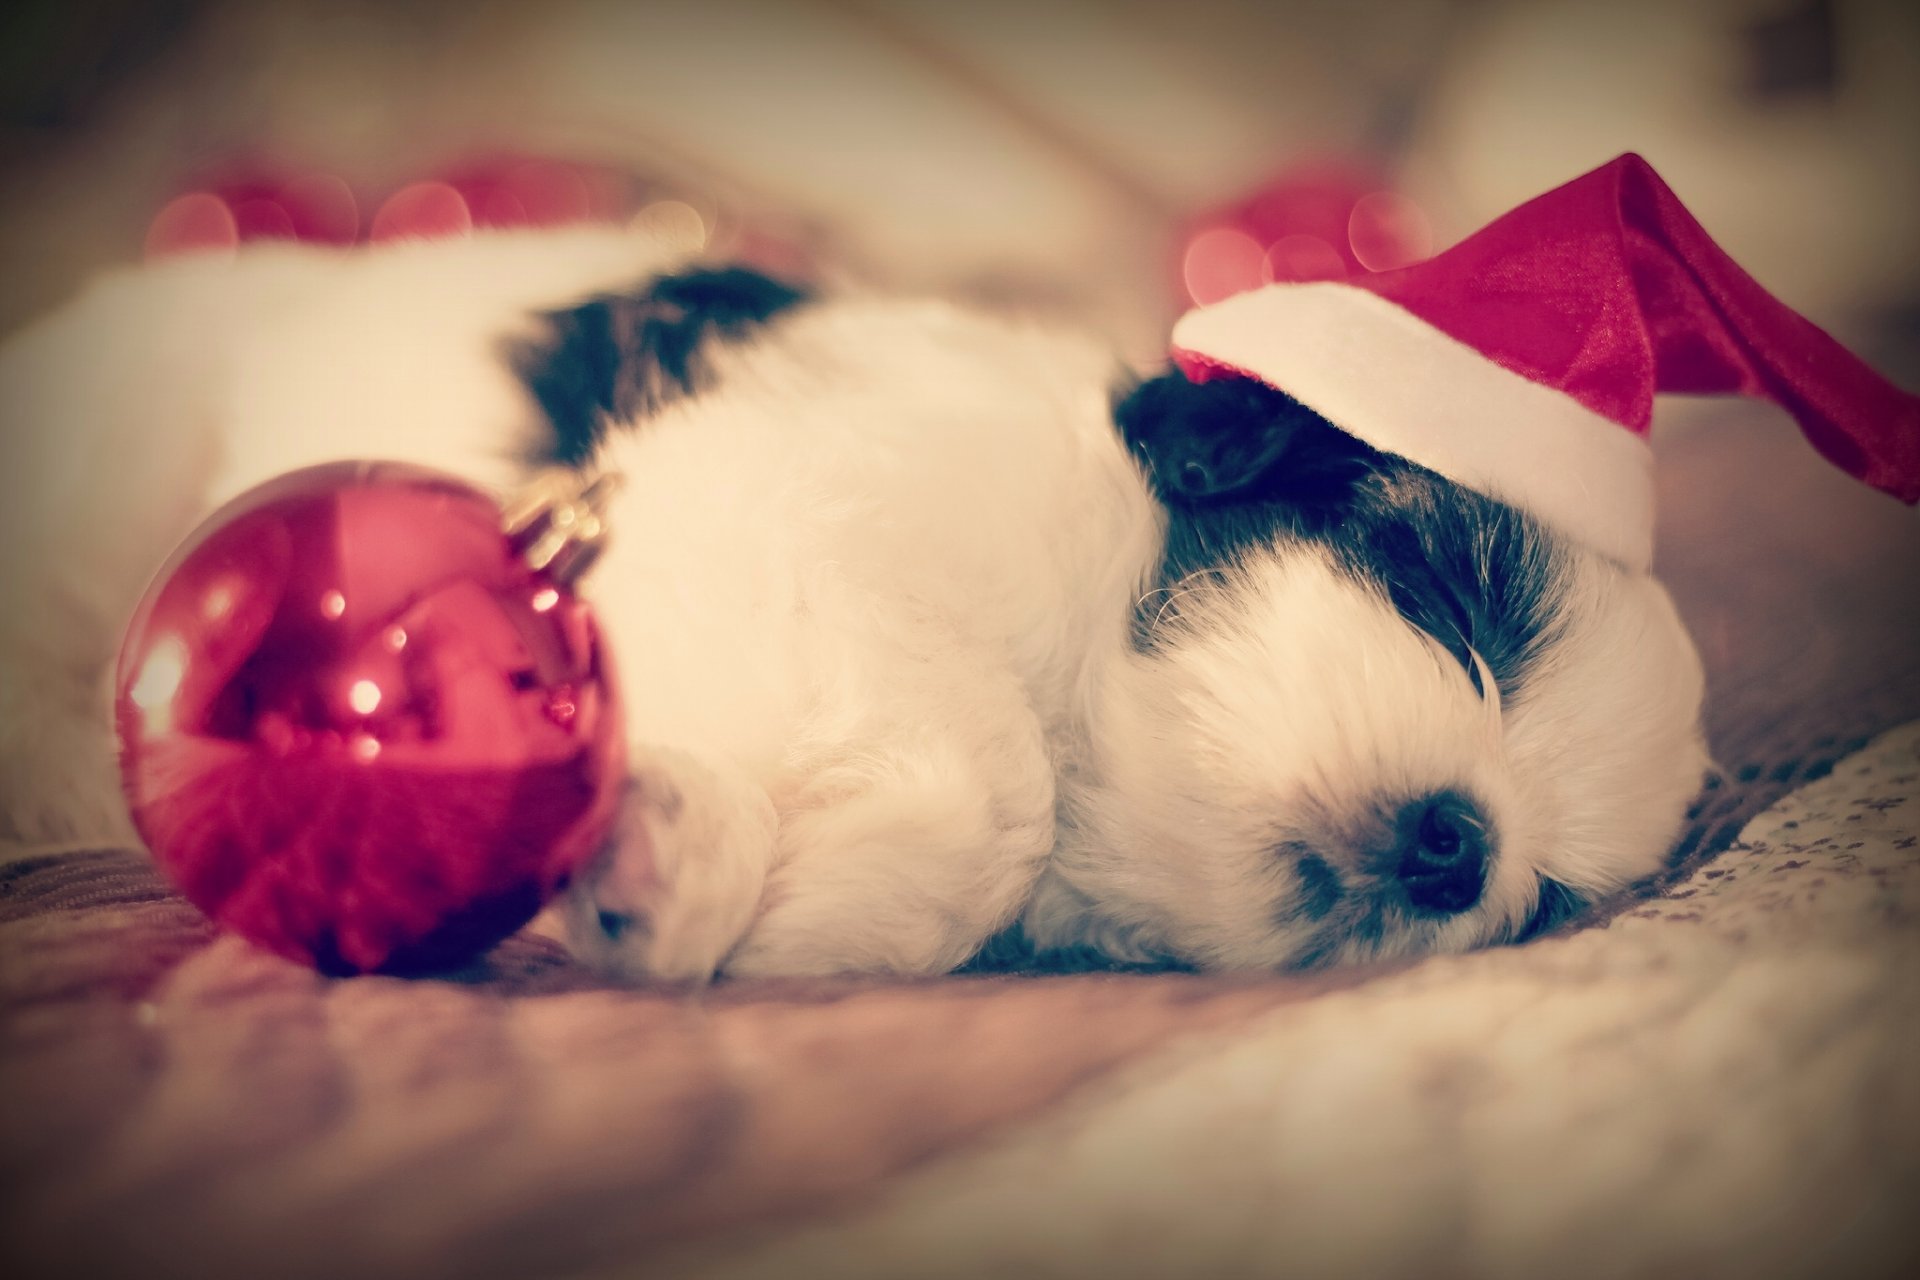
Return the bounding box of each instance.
[370,181,473,243]
[228,196,297,242]
[144,193,239,260]
[1183,226,1267,306]
[1349,191,1433,273]
[277,172,359,244]
[1264,234,1348,284]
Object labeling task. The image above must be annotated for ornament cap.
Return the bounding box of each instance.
[503,469,621,587]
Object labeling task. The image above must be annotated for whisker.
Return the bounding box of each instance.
[1135,569,1215,633]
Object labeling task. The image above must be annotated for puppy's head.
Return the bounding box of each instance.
[1031,371,1709,970]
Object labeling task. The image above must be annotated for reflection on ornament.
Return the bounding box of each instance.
[347,678,383,716]
[128,634,189,737]
[202,582,236,621]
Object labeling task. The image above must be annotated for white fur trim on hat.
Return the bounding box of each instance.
[1172,283,1656,571]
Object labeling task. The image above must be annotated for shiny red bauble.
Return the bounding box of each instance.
[114,462,624,975]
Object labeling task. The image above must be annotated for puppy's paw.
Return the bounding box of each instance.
[562,747,776,983]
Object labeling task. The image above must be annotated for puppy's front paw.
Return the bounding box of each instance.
[562,747,776,983]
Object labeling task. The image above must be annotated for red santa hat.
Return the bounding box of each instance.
[1170,153,1920,571]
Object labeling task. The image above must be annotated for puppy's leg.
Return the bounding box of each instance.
[563,681,1054,981]
[561,745,778,983]
[728,755,1053,977]
[726,666,1057,978]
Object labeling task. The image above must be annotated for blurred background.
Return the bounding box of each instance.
[0,0,1916,784]
[2,0,1917,372]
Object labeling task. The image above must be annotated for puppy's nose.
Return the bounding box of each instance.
[1395,791,1490,915]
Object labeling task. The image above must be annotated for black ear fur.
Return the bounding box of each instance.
[1120,370,1386,644]
[512,265,810,465]
[1114,370,1375,509]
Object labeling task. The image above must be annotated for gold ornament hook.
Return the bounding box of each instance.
[502,468,622,587]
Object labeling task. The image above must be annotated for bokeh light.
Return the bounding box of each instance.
[1183,225,1266,306]
[1349,191,1433,273]
[370,181,473,243]
[631,199,709,253]
[228,195,296,242]
[144,193,239,260]
[1264,234,1347,284]
[277,173,359,245]
[348,679,382,716]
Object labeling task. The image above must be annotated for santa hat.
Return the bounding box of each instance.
[1170,153,1920,571]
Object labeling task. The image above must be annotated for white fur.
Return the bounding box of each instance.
[0,226,1708,979]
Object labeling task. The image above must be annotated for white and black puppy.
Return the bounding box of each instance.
[0,227,1708,979]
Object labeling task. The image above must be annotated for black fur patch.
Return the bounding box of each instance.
[1118,372,1355,504]
[1291,852,1345,922]
[1118,370,1563,698]
[513,265,810,465]
[1512,877,1588,941]
[957,922,1188,975]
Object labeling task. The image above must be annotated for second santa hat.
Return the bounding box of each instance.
[1171,153,1920,571]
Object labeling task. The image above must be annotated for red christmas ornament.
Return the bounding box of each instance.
[114,462,625,975]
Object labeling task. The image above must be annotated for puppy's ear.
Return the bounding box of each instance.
[1115,370,1375,508]
[512,265,810,465]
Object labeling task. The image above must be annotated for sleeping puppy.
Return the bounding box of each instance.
[0,227,1708,979]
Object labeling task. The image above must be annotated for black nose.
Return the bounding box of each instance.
[1395,792,1491,915]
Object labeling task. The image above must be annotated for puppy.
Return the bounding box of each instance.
[0,226,1708,979]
